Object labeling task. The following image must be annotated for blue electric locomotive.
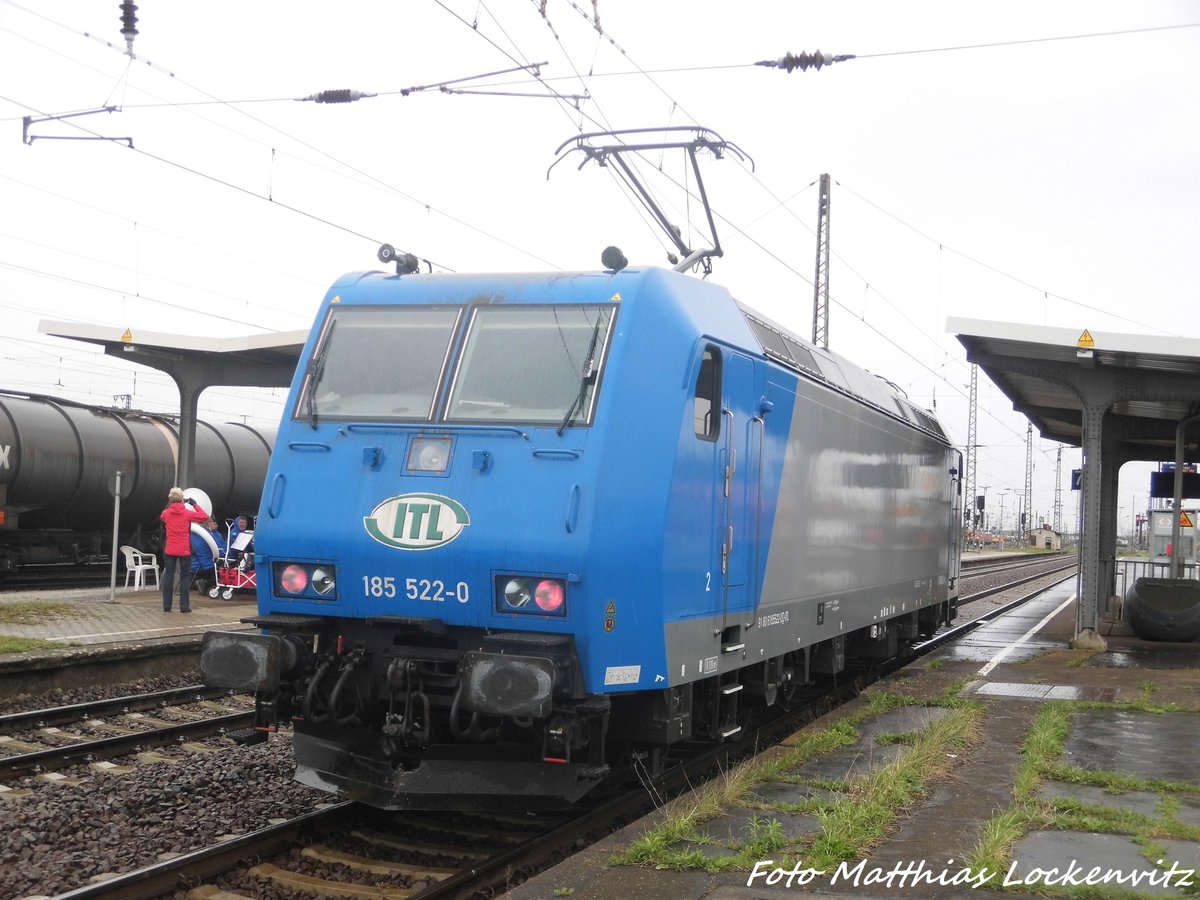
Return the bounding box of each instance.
[201,261,962,809]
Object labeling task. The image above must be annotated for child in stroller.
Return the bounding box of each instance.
[210,515,256,600]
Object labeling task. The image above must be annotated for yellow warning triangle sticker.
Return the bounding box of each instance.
[120,328,133,342]
[1076,329,1095,349]
[610,293,622,303]
[1181,512,1194,528]
[605,601,616,615]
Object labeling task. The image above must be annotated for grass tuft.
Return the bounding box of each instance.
[0,635,69,654]
[615,692,981,873]
[0,601,85,626]
[968,696,1200,890]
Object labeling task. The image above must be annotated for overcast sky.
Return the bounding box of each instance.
[2,1,1197,532]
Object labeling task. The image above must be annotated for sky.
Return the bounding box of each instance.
[1,1,1198,535]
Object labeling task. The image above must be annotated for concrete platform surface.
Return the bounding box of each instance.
[0,583,256,674]
[509,584,1200,899]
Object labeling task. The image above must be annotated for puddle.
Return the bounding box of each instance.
[1064,710,1200,784]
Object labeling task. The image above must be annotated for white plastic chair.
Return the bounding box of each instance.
[120,545,160,589]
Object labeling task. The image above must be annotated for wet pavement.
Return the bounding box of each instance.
[0,584,256,651]
[0,584,256,694]
[510,580,1200,899]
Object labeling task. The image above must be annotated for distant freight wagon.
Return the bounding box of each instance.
[0,391,273,573]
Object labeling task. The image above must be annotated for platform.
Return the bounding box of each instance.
[509,583,1200,898]
[0,583,256,693]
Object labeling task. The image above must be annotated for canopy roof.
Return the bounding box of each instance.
[949,318,1200,462]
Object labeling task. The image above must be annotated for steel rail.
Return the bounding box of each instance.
[960,561,1077,604]
[917,570,1078,654]
[46,802,355,900]
[0,711,254,778]
[0,685,232,730]
[960,552,1070,574]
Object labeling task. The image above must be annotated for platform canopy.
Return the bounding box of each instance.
[949,317,1200,651]
[949,318,1200,462]
[39,321,306,379]
[39,320,307,487]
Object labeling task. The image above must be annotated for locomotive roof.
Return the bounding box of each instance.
[322,266,951,444]
[737,301,949,443]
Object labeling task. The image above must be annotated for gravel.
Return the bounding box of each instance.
[0,671,204,716]
[0,733,326,898]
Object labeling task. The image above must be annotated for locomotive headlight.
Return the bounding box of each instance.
[273,561,338,601]
[280,564,308,593]
[311,567,336,595]
[503,578,531,609]
[496,575,567,617]
[406,436,453,474]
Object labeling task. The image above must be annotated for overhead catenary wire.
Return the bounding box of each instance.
[0,4,576,401]
[6,18,1195,114]
[0,0,1193,472]
[0,257,305,332]
[0,10,567,271]
[834,181,1184,337]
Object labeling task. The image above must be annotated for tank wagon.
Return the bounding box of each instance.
[0,391,275,573]
[201,264,963,809]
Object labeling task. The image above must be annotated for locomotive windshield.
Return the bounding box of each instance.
[297,303,615,426]
[299,307,460,421]
[445,305,615,425]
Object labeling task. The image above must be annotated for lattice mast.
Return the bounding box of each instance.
[1023,422,1034,536]
[1053,446,1064,533]
[811,173,831,349]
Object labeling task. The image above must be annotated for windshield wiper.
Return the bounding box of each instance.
[557,317,604,436]
[303,321,336,429]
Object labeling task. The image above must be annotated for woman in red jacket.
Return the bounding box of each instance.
[160,487,209,612]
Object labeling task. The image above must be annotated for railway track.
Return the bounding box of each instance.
[0,687,254,780]
[21,684,863,900]
[959,553,1077,603]
[0,559,1080,899]
[960,551,1071,577]
[45,800,578,900]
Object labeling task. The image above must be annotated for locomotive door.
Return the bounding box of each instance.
[716,351,756,622]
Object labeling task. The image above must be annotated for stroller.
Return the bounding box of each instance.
[209,525,256,600]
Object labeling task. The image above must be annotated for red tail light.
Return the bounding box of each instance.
[534,579,565,612]
[280,564,308,593]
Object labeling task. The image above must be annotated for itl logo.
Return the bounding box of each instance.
[364,493,470,551]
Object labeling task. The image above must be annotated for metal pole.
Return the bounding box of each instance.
[811,173,831,349]
[108,470,122,604]
[1170,414,1200,579]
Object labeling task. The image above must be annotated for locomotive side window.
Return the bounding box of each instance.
[694,346,721,441]
[297,307,459,422]
[445,305,615,425]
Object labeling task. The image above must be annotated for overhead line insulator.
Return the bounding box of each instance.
[296,89,378,104]
[119,1,138,54]
[755,50,856,73]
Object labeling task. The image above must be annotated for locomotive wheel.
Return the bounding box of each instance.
[208,586,221,599]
